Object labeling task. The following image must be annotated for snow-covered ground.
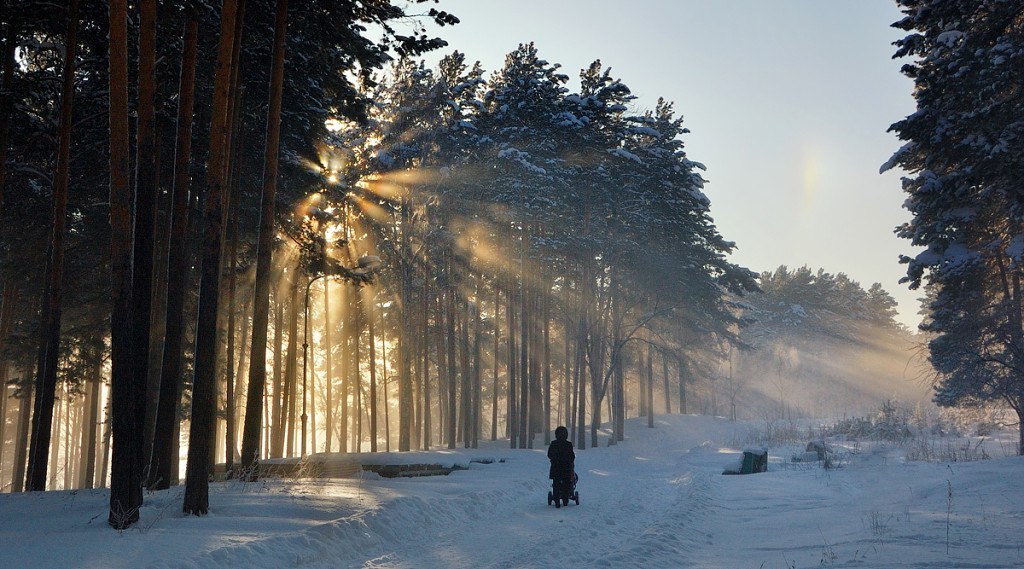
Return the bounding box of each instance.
[2,415,1022,568]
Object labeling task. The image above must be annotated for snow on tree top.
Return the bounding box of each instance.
[608,147,642,164]
[936,30,964,47]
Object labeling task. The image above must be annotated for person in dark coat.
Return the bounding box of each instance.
[548,426,575,507]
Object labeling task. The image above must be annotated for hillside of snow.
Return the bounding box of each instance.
[2,415,1022,569]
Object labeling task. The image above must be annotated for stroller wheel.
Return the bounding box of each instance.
[573,492,579,505]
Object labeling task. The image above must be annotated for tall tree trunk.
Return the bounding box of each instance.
[270,293,284,457]
[611,273,624,443]
[569,322,578,442]
[351,284,362,452]
[223,197,239,470]
[83,339,102,489]
[240,0,289,476]
[518,264,529,449]
[460,297,471,448]
[74,391,84,488]
[677,355,687,415]
[0,374,6,478]
[284,273,300,457]
[150,0,199,491]
[11,385,30,492]
[398,198,412,452]
[26,0,78,492]
[491,285,499,442]
[638,346,647,418]
[0,286,15,472]
[323,279,333,453]
[663,350,671,415]
[646,343,655,429]
[338,285,349,453]
[542,287,551,445]
[381,313,390,452]
[208,3,245,472]
[472,290,482,449]
[572,281,585,449]
[530,284,542,447]
[47,387,62,489]
[143,177,168,479]
[588,325,604,449]
[445,284,457,450]
[182,0,241,516]
[574,329,586,450]
[64,385,77,489]
[507,274,517,448]
[368,291,378,452]
[412,288,421,451]
[232,291,251,461]
[421,276,431,450]
[130,0,159,494]
[100,388,112,487]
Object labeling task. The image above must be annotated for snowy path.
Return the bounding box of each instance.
[355,442,705,569]
[302,419,728,569]
[4,415,1024,569]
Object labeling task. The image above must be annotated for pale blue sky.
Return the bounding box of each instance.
[425,1,920,327]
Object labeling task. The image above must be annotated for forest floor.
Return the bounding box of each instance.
[2,414,1022,568]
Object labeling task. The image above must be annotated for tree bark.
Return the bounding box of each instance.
[398,198,412,452]
[518,261,529,449]
[663,350,671,415]
[338,284,349,453]
[368,291,378,452]
[27,0,78,492]
[677,355,687,415]
[646,343,655,428]
[352,286,363,452]
[83,339,102,489]
[150,0,199,491]
[459,296,471,447]
[11,386,30,492]
[183,0,241,516]
[381,312,390,451]
[323,279,333,453]
[491,286,499,442]
[611,275,624,443]
[270,293,284,457]
[129,0,159,494]
[223,190,239,470]
[574,327,585,449]
[446,283,457,450]
[473,285,482,449]
[421,275,431,450]
[284,272,300,457]
[542,287,551,445]
[240,0,289,476]
[232,292,251,457]
[46,387,61,490]
[507,273,517,448]
[0,286,15,472]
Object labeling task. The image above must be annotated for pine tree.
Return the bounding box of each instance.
[884,0,1024,453]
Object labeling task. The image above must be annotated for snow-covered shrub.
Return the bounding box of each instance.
[938,405,1012,438]
[904,437,989,463]
[822,416,874,440]
[872,400,913,443]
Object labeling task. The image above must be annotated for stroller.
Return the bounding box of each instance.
[547,471,580,508]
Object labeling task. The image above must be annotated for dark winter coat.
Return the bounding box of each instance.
[547,439,575,481]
